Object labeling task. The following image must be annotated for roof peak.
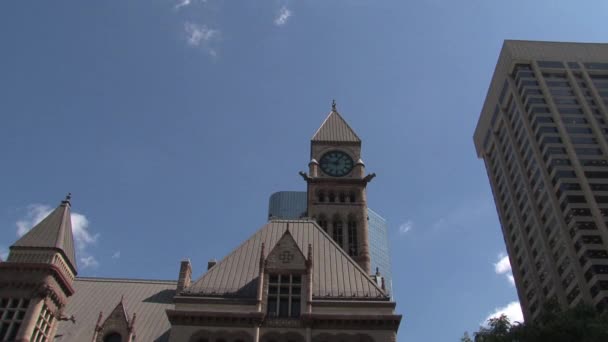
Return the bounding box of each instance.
[312,103,361,143]
[11,194,77,274]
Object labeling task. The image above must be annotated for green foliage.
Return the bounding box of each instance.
[462,302,608,342]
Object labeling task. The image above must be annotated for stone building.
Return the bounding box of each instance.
[0,104,402,341]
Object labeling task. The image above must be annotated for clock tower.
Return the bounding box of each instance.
[300,102,375,274]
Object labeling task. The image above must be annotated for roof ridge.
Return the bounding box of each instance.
[75,277,177,284]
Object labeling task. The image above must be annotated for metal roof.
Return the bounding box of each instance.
[312,110,361,143]
[187,220,386,299]
[55,277,176,341]
[11,197,77,273]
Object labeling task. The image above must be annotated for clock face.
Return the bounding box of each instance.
[319,151,354,177]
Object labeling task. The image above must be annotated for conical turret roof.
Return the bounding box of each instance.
[11,194,77,274]
[312,104,361,143]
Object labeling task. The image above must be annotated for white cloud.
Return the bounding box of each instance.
[16,204,52,237]
[184,22,219,56]
[15,203,100,269]
[274,6,292,26]
[494,253,515,286]
[484,301,524,325]
[399,220,414,234]
[175,0,192,9]
[175,0,208,10]
[0,246,8,261]
[80,256,99,269]
[112,251,121,259]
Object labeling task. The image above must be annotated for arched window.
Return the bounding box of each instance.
[348,221,358,256]
[318,191,325,202]
[104,333,122,342]
[350,192,356,203]
[328,192,336,203]
[332,220,343,247]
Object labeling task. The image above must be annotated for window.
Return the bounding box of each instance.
[318,218,328,232]
[585,62,608,70]
[348,221,358,256]
[104,333,122,342]
[328,193,336,203]
[332,221,343,246]
[318,192,325,202]
[31,304,53,342]
[267,274,301,318]
[538,61,564,68]
[0,298,29,342]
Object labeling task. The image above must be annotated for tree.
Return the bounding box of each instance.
[460,332,473,342]
[463,303,608,342]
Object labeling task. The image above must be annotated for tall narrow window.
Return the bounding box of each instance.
[318,191,325,202]
[0,298,28,342]
[267,274,301,318]
[318,218,328,232]
[31,304,53,342]
[348,221,358,256]
[333,221,343,247]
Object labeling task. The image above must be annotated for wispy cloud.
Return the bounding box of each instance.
[112,251,121,259]
[16,204,100,269]
[175,0,208,10]
[431,197,495,231]
[0,246,8,261]
[399,220,414,234]
[175,0,192,9]
[494,253,515,286]
[484,301,524,325]
[80,256,99,269]
[184,22,220,57]
[274,6,292,26]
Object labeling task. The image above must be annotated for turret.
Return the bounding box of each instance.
[0,194,77,341]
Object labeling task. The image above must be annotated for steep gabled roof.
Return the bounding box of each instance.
[312,110,361,143]
[11,195,77,273]
[55,277,175,342]
[186,220,386,299]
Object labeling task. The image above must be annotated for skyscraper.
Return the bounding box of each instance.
[474,40,608,320]
[267,191,393,296]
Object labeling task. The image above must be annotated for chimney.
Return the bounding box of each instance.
[207,259,217,270]
[176,259,192,293]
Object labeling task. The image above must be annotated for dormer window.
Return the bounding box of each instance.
[104,332,122,342]
[267,274,301,318]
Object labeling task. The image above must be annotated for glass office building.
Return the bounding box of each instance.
[267,191,393,295]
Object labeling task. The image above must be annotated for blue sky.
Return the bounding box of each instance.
[1,0,608,340]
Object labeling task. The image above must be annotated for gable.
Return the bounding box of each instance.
[186,220,386,300]
[265,229,307,272]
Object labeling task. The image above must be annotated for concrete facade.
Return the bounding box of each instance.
[474,40,608,320]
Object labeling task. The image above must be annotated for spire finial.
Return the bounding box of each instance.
[331,99,337,112]
[62,192,72,206]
